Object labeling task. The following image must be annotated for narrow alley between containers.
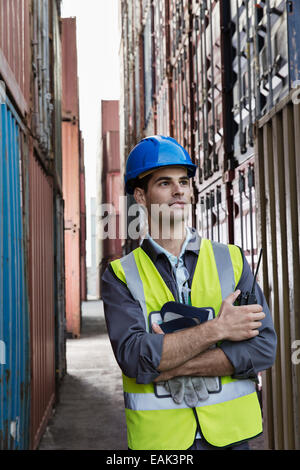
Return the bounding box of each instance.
[38,301,127,450]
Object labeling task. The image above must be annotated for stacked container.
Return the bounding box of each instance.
[0,0,68,449]
[98,100,123,292]
[120,0,300,449]
[61,17,86,339]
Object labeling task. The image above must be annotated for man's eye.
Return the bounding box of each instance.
[180,180,189,185]
[160,181,169,186]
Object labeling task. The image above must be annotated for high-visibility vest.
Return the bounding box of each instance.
[110,238,262,450]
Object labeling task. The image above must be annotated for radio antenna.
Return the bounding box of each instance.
[251,249,263,294]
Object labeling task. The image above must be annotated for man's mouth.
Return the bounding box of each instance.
[169,201,186,207]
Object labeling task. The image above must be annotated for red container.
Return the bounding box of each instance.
[62,121,81,338]
[155,77,171,136]
[0,0,30,116]
[105,130,121,173]
[101,101,119,137]
[29,148,55,449]
[62,18,82,337]
[61,18,79,119]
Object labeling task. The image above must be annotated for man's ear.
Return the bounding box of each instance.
[134,187,146,206]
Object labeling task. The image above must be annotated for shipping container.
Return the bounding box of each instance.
[143,6,153,130]
[53,194,66,389]
[61,18,79,120]
[0,0,30,116]
[191,1,235,189]
[62,121,81,338]
[255,90,300,450]
[1,0,65,450]
[51,0,63,187]
[61,18,82,338]
[28,148,55,450]
[156,77,171,136]
[232,158,257,272]
[0,101,30,450]
[80,133,87,302]
[31,0,53,155]
[99,102,122,291]
[196,178,231,245]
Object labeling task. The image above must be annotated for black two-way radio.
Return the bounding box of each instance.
[235,249,263,306]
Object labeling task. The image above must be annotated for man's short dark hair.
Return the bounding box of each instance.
[129,172,153,194]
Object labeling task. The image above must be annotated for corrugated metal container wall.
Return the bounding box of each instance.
[51,0,66,388]
[196,181,230,245]
[54,195,66,387]
[62,121,81,338]
[31,0,53,155]
[29,149,55,449]
[61,18,79,120]
[62,18,81,338]
[230,0,288,165]
[52,0,63,186]
[80,133,87,302]
[0,0,30,116]
[143,6,153,131]
[232,158,257,271]
[191,1,226,186]
[0,102,30,450]
[99,102,122,284]
[255,91,300,450]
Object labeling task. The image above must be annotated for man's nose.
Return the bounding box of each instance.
[172,182,184,195]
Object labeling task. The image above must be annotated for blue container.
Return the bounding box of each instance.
[0,102,30,449]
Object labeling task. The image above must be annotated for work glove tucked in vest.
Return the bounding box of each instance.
[158,376,220,407]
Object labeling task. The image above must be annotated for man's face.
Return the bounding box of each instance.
[134,166,192,230]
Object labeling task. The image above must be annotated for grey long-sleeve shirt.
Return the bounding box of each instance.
[101,229,277,384]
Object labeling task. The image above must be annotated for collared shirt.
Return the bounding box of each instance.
[145,227,193,305]
[101,228,277,385]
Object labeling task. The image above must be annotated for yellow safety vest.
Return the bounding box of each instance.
[110,238,262,450]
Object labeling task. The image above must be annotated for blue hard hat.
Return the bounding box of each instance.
[125,135,197,194]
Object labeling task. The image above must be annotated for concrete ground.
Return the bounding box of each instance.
[38,300,127,450]
[38,300,266,451]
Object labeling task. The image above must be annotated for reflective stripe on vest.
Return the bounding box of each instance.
[124,379,256,411]
[120,251,149,331]
[110,238,262,450]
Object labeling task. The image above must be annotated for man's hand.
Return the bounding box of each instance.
[216,290,265,341]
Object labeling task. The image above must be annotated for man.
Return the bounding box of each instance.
[101,135,277,451]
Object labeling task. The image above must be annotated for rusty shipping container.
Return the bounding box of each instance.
[255,90,300,450]
[0,0,30,116]
[99,102,122,288]
[62,121,81,337]
[62,17,82,338]
[28,148,55,450]
[1,0,64,450]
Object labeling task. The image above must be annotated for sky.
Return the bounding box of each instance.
[61,0,120,267]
